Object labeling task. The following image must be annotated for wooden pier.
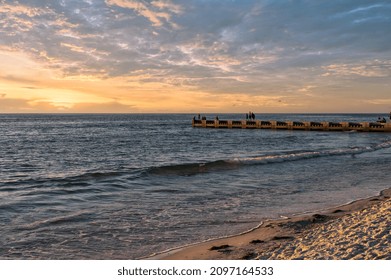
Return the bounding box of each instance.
[192,119,391,132]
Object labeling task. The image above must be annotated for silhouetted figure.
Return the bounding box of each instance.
[378,117,386,123]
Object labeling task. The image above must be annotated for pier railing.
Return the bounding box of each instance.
[192,119,391,132]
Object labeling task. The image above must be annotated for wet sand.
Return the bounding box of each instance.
[149,188,391,260]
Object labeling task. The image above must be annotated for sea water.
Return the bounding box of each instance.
[1,113,390,259]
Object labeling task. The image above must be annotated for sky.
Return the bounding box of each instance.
[0,0,390,113]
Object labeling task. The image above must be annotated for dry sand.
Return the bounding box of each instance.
[150,188,391,260]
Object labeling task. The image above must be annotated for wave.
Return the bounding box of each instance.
[147,139,391,176]
[147,160,241,176]
[231,138,391,165]
[17,211,94,231]
[0,169,137,193]
[63,170,130,182]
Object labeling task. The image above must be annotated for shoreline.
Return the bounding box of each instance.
[147,188,391,260]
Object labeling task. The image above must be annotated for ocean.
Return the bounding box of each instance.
[1,113,390,259]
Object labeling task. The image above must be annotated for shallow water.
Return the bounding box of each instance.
[1,113,390,259]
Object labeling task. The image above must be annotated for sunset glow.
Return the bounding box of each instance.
[0,0,390,113]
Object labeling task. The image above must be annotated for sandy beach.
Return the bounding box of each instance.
[151,188,391,260]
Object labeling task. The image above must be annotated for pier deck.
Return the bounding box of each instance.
[192,119,391,132]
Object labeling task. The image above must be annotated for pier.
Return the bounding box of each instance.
[192,119,391,132]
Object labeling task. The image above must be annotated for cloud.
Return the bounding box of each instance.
[322,60,391,77]
[0,97,45,113]
[0,96,135,113]
[367,99,391,105]
[0,0,390,112]
[105,0,182,27]
[152,0,183,13]
[68,101,135,113]
[3,0,390,81]
[0,74,38,84]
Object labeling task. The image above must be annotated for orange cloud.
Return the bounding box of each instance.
[105,0,181,27]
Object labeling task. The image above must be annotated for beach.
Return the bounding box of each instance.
[154,188,391,260]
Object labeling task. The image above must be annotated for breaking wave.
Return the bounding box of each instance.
[147,139,391,176]
[147,160,241,176]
